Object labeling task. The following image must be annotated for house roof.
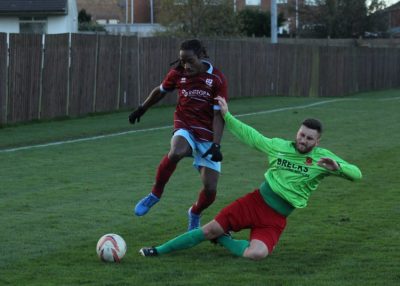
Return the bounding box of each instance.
[0,0,68,15]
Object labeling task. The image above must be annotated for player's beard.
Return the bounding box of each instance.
[295,141,314,154]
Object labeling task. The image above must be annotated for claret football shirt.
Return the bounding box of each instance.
[160,60,228,142]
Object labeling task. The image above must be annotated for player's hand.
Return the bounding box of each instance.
[215,96,228,116]
[128,105,146,124]
[202,143,223,162]
[317,158,339,171]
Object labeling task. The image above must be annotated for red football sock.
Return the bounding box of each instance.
[151,155,177,198]
[190,189,216,215]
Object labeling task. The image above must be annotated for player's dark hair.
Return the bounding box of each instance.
[180,39,208,58]
[302,118,323,134]
[169,39,208,66]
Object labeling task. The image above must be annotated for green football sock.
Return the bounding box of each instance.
[217,235,249,257]
[155,228,206,255]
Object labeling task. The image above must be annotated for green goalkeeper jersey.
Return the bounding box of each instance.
[223,112,362,210]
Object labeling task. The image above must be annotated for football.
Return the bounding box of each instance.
[96,233,127,262]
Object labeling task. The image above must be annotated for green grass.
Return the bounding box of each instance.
[1,89,399,285]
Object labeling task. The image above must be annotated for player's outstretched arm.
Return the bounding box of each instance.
[317,157,362,181]
[317,158,340,171]
[129,86,167,124]
[215,96,272,154]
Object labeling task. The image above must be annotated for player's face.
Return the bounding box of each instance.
[179,50,204,76]
[295,125,320,154]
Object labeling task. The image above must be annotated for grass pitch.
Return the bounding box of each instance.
[1,89,399,285]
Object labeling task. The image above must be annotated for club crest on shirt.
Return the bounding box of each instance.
[205,78,213,87]
[305,157,313,165]
[180,77,187,83]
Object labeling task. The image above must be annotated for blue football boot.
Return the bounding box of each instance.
[187,207,201,231]
[134,193,159,216]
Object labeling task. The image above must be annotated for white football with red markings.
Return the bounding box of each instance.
[96,233,127,263]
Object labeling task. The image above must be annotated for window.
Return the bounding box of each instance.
[305,0,318,5]
[96,19,107,25]
[174,0,222,4]
[174,0,188,4]
[277,0,288,4]
[205,0,222,4]
[245,0,261,6]
[19,17,47,34]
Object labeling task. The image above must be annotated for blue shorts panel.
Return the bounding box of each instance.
[173,129,221,173]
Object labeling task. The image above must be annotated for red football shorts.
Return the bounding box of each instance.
[215,189,287,253]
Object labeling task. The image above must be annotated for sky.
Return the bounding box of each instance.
[382,0,398,6]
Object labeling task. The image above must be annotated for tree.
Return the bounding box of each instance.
[78,9,92,23]
[366,0,388,34]
[296,0,387,38]
[237,8,285,37]
[78,9,106,32]
[336,0,368,37]
[156,0,239,37]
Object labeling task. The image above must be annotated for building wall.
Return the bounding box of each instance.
[77,0,125,23]
[48,0,78,33]
[0,15,77,34]
[77,0,153,24]
[134,0,151,23]
[389,9,400,28]
[0,0,78,34]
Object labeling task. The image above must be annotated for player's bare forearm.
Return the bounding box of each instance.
[141,86,167,110]
[212,110,225,144]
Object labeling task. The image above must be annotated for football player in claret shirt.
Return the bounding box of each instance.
[129,39,228,230]
[138,97,362,260]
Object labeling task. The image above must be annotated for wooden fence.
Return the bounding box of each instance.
[0,33,399,125]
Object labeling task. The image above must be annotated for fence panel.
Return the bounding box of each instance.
[291,45,313,97]
[138,37,178,106]
[41,34,69,119]
[277,45,297,96]
[1,35,400,125]
[356,48,372,92]
[319,46,341,97]
[8,34,42,123]
[153,37,179,105]
[95,35,121,113]
[383,48,396,88]
[395,48,400,88]
[139,37,160,105]
[69,34,97,117]
[266,44,281,96]
[240,40,257,97]
[335,47,346,97]
[210,39,242,99]
[0,33,6,125]
[120,35,139,109]
[252,41,269,98]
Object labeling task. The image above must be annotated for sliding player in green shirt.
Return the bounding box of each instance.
[139,96,362,260]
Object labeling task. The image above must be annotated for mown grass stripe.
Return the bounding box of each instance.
[0,98,359,153]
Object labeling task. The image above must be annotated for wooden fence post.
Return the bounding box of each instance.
[0,33,7,125]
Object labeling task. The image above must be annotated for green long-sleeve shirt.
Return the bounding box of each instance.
[224,112,362,211]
